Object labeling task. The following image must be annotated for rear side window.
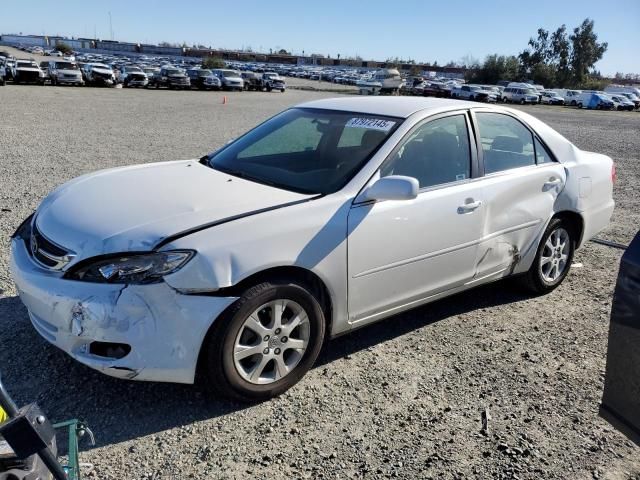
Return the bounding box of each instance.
[476,113,535,174]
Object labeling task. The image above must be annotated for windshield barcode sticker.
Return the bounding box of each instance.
[346,118,396,131]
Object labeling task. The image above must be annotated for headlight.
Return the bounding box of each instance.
[65,250,194,284]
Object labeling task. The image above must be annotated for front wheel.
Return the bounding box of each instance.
[202,280,326,402]
[519,218,574,294]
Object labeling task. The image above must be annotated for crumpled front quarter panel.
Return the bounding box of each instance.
[162,195,352,335]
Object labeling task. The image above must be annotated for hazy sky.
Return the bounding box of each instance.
[2,0,638,75]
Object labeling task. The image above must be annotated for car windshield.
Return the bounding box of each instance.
[525,89,538,94]
[92,64,110,69]
[198,70,212,77]
[128,66,142,72]
[56,62,78,70]
[207,108,401,195]
[17,61,36,68]
[167,69,182,75]
[222,70,240,78]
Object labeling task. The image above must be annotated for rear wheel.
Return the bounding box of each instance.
[202,280,326,402]
[519,218,575,294]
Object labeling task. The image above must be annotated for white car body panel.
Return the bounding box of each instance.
[10,97,614,384]
[36,160,311,262]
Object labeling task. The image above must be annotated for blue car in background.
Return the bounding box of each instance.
[577,92,614,110]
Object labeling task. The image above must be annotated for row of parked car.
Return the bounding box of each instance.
[403,78,640,111]
[0,52,287,92]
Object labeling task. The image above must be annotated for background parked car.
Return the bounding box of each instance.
[212,69,244,91]
[562,89,582,106]
[616,92,640,109]
[576,92,614,109]
[241,71,262,91]
[46,60,84,86]
[186,68,221,90]
[607,94,635,111]
[502,86,539,104]
[540,90,565,105]
[149,66,190,89]
[260,72,286,92]
[11,59,44,85]
[82,63,116,86]
[119,65,148,87]
[452,84,497,102]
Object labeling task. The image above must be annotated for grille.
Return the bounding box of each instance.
[18,70,39,81]
[30,224,74,270]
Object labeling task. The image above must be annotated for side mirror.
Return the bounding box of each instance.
[363,176,419,202]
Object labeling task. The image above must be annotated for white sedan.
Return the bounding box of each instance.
[11,97,615,401]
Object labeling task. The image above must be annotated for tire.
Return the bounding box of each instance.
[469,95,475,101]
[518,218,575,295]
[570,100,576,106]
[578,103,583,109]
[202,279,326,402]
[520,98,525,105]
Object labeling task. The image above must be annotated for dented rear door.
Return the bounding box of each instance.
[471,110,566,280]
[473,163,566,280]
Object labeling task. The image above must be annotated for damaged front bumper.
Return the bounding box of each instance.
[10,237,237,384]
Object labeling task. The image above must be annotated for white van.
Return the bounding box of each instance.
[563,90,582,106]
[605,84,640,98]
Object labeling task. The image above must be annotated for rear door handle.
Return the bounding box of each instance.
[458,200,482,214]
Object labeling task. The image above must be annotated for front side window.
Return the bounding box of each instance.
[208,108,400,194]
[381,114,471,188]
[534,138,554,164]
[476,112,535,174]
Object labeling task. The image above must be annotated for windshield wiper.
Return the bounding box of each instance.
[210,164,319,195]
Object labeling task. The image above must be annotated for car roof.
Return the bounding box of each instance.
[296,97,478,119]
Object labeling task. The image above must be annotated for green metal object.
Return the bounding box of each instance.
[52,419,94,480]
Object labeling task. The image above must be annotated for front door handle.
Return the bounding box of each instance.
[458,199,482,214]
[544,177,562,188]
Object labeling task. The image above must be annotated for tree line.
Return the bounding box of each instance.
[467,18,609,89]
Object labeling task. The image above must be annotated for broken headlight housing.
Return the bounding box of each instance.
[64,251,194,284]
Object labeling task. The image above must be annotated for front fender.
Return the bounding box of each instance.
[161,194,353,335]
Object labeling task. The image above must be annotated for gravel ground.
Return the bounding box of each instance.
[0,80,638,480]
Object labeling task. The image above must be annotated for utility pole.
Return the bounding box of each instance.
[109,11,113,40]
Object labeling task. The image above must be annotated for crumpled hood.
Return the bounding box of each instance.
[35,160,312,262]
[92,68,113,75]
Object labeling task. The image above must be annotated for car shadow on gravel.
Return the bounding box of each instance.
[0,281,528,449]
[318,280,530,366]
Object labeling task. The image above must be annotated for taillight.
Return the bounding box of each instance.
[611,163,617,184]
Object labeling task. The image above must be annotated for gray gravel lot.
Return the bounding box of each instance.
[0,83,638,480]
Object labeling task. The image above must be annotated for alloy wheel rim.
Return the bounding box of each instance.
[540,227,570,283]
[233,299,310,385]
